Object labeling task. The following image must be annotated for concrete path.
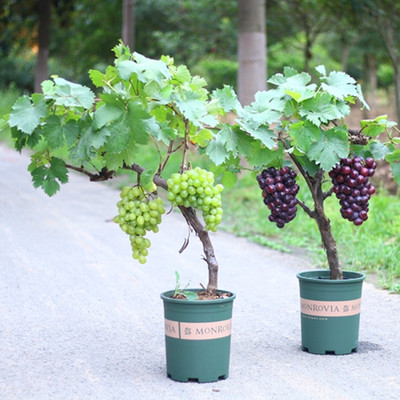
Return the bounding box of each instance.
[0,143,399,400]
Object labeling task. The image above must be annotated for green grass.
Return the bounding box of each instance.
[221,172,400,293]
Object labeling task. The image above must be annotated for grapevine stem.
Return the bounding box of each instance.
[128,163,219,293]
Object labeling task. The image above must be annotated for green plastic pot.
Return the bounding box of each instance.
[297,270,365,355]
[160,289,235,382]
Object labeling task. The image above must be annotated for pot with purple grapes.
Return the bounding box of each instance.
[215,65,399,355]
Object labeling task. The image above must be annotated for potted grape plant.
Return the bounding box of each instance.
[205,65,400,355]
[3,43,236,382]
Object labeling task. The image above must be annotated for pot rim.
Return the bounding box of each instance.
[160,289,236,305]
[297,269,366,284]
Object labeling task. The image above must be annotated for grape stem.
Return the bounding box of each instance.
[64,160,219,293]
[127,163,219,293]
[277,133,343,280]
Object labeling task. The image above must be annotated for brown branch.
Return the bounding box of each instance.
[296,199,315,218]
[65,164,114,181]
[124,162,218,292]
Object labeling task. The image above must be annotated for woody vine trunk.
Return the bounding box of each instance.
[133,164,219,294]
[289,154,343,280]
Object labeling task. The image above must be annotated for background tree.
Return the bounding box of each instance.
[237,0,266,106]
[34,0,51,92]
[122,0,135,50]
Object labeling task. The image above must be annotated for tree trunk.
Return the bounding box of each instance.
[122,0,135,50]
[237,0,266,106]
[378,21,400,124]
[392,64,400,125]
[129,163,219,294]
[34,0,51,93]
[311,173,343,280]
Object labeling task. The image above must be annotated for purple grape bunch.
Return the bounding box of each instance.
[257,166,300,229]
[329,156,377,226]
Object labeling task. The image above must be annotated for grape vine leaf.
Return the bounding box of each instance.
[299,93,340,126]
[30,157,68,196]
[9,94,47,134]
[93,103,124,130]
[116,54,171,84]
[247,143,284,167]
[391,162,400,185]
[127,101,152,144]
[236,116,276,149]
[174,90,218,128]
[205,138,230,165]
[386,148,400,163]
[71,121,110,162]
[41,115,66,148]
[320,71,359,100]
[88,69,105,87]
[103,115,132,154]
[307,127,349,171]
[289,121,321,153]
[368,141,390,160]
[212,85,241,113]
[218,125,254,157]
[360,115,393,138]
[51,78,95,109]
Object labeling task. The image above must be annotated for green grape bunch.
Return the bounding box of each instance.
[166,167,223,232]
[114,186,166,264]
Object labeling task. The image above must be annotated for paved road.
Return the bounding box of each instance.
[1,143,399,400]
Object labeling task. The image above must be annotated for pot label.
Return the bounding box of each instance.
[164,318,232,340]
[300,298,361,317]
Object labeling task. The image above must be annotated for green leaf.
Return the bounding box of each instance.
[269,71,317,102]
[104,115,131,154]
[9,95,47,134]
[252,90,286,120]
[294,153,319,176]
[93,103,124,130]
[173,65,192,83]
[212,85,241,113]
[190,128,213,147]
[89,69,105,87]
[71,120,110,162]
[307,127,349,171]
[236,117,276,149]
[174,90,218,128]
[391,162,400,186]
[42,115,65,148]
[116,53,171,84]
[289,121,321,153]
[247,143,284,167]
[49,157,68,184]
[217,125,254,156]
[52,78,95,109]
[148,120,174,145]
[386,148,400,163]
[320,71,358,100]
[361,115,393,137]
[368,141,390,160]
[206,139,230,165]
[315,65,327,77]
[299,93,340,126]
[140,167,157,191]
[220,170,238,187]
[127,101,151,145]
[30,157,68,196]
[104,139,137,170]
[41,80,55,95]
